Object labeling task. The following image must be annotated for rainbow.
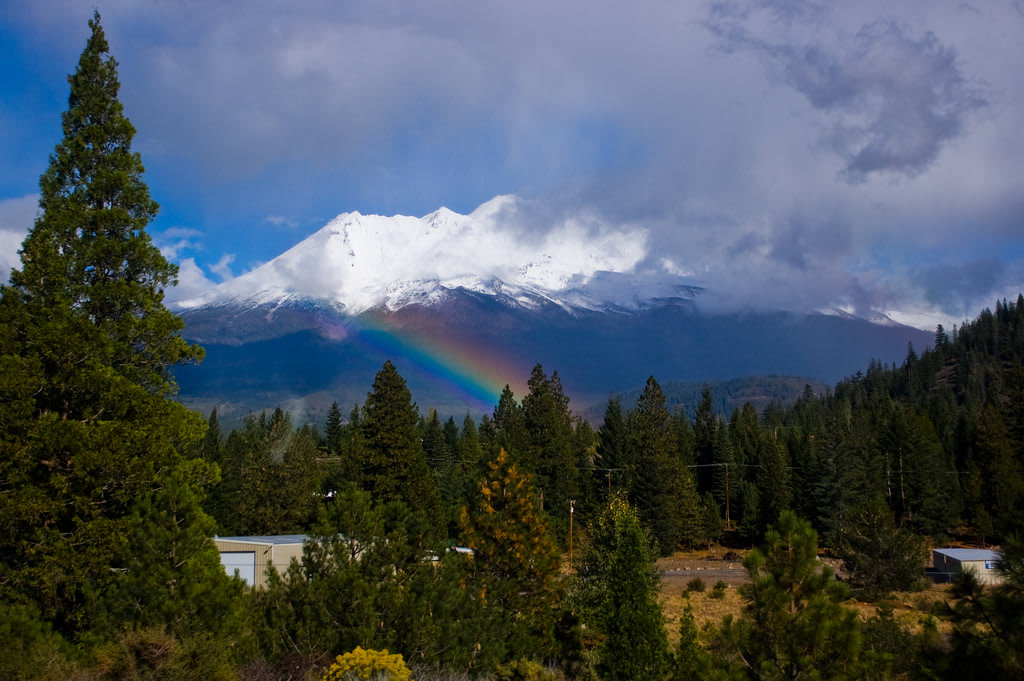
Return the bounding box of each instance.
[314,310,528,411]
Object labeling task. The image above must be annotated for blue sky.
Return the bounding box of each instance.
[1,0,1022,328]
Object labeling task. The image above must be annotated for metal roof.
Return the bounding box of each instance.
[933,548,1001,562]
[216,534,308,546]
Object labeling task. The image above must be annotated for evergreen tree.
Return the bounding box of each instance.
[596,397,631,502]
[839,501,927,596]
[628,377,694,555]
[360,361,442,527]
[342,403,367,483]
[324,400,344,456]
[0,12,233,643]
[423,409,461,527]
[693,385,717,494]
[195,408,234,531]
[756,435,792,530]
[700,491,723,547]
[974,402,1024,536]
[421,409,449,470]
[252,485,502,674]
[478,413,497,455]
[572,495,671,681]
[207,428,245,533]
[459,412,482,467]
[212,412,321,535]
[522,364,577,523]
[493,385,529,459]
[710,420,736,526]
[459,449,562,658]
[280,423,323,530]
[713,511,880,680]
[572,416,599,518]
[673,407,696,468]
[450,413,484,533]
[235,409,292,534]
[674,604,709,681]
[198,407,222,461]
[879,406,958,536]
[119,459,244,638]
[443,415,460,458]
[730,402,763,470]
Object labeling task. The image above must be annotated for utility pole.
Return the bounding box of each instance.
[724,462,730,529]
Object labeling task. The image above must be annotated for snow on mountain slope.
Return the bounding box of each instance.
[174,195,698,314]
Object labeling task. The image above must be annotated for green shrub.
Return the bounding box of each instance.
[91,627,237,681]
[686,577,706,593]
[710,581,728,599]
[493,658,565,681]
[0,602,75,681]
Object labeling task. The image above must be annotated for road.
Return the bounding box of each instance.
[661,566,749,584]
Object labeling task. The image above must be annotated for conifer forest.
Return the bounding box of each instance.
[3,13,1024,681]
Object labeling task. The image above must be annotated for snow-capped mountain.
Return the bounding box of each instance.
[173,195,933,420]
[174,196,698,315]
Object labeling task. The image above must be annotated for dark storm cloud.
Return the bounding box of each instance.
[767,217,852,271]
[913,258,1005,315]
[708,4,988,181]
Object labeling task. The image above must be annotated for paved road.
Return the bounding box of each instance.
[662,567,749,583]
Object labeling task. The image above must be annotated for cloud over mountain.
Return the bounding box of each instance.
[2,2,1022,330]
[172,196,675,314]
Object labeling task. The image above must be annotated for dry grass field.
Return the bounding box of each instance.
[656,546,957,646]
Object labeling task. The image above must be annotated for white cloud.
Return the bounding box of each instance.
[265,216,298,229]
[210,253,236,282]
[0,195,37,283]
[165,257,219,309]
[154,226,203,259]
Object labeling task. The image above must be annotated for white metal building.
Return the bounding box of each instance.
[214,535,307,589]
[932,547,1004,586]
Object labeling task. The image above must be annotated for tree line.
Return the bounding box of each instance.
[205,289,1024,567]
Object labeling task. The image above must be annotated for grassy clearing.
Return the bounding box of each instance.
[660,584,744,646]
[656,546,958,644]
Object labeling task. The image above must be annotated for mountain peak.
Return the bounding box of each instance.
[173,195,696,315]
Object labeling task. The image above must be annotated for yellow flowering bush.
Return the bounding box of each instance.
[320,647,413,681]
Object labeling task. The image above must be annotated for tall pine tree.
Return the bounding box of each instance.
[627,377,696,555]
[572,495,672,681]
[359,361,443,530]
[0,12,233,642]
[522,364,577,523]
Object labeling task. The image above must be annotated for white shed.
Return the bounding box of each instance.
[214,535,307,589]
[932,548,1004,586]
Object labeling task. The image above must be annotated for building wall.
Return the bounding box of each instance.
[269,543,305,578]
[959,559,1003,586]
[214,538,306,589]
[931,550,1004,586]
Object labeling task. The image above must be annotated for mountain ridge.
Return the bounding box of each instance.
[176,289,932,420]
